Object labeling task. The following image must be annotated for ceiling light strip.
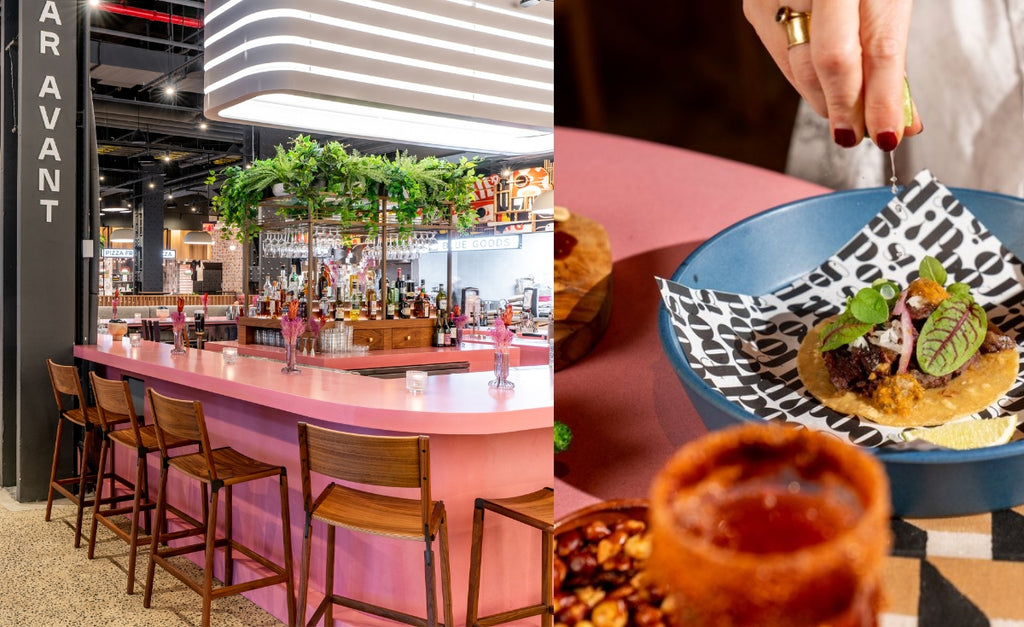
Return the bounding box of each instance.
[207,0,550,40]
[440,0,553,26]
[326,0,551,44]
[206,62,554,114]
[204,8,551,53]
[221,94,552,154]
[204,36,552,92]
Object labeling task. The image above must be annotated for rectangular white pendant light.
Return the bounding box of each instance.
[203,0,553,154]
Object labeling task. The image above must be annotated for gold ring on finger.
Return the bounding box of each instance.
[775,6,811,48]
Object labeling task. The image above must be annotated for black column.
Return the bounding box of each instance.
[134,164,164,293]
[3,0,81,500]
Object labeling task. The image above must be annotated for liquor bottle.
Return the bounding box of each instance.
[447,312,458,347]
[365,272,378,320]
[413,287,424,319]
[298,289,308,320]
[434,314,445,347]
[436,284,447,318]
[261,276,272,316]
[271,281,281,317]
[349,288,361,321]
[334,286,345,322]
[385,279,396,320]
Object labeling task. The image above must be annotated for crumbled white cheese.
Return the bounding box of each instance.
[867,320,904,352]
[908,295,928,310]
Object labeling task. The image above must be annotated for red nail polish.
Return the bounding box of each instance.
[876,131,898,152]
[833,128,857,148]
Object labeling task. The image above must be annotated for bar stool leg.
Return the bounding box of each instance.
[439,514,454,627]
[73,427,97,548]
[465,504,486,627]
[278,473,296,627]
[224,485,234,586]
[203,488,221,627]
[325,524,336,626]
[86,433,112,560]
[125,453,148,594]
[144,463,170,609]
[44,418,66,522]
[298,517,312,627]
[424,539,438,627]
[541,528,553,627]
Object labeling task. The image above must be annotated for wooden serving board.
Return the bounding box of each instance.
[553,207,613,371]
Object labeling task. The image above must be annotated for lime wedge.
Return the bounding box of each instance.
[905,415,1018,450]
[902,77,913,128]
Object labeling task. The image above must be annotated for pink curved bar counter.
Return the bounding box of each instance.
[75,335,553,626]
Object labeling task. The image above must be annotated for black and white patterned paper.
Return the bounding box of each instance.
[658,170,1024,448]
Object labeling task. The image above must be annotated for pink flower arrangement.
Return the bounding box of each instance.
[169,310,186,331]
[489,318,514,351]
[201,292,209,317]
[111,288,120,320]
[280,300,306,345]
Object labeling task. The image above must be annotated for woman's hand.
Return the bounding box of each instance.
[744,0,923,151]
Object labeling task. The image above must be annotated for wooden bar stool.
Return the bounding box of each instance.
[296,422,453,627]
[143,389,295,627]
[86,373,196,594]
[466,487,554,627]
[44,359,128,548]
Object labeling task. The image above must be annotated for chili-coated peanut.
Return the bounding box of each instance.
[624,532,653,560]
[583,520,612,542]
[557,529,583,557]
[575,586,606,608]
[590,599,628,627]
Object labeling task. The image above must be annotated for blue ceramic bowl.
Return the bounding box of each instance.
[659,187,1024,518]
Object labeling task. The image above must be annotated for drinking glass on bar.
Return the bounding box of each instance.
[648,423,891,626]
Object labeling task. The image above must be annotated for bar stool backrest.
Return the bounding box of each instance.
[297,422,431,526]
[146,388,209,469]
[46,359,88,416]
[89,372,143,441]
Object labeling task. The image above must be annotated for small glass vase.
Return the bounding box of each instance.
[282,339,300,374]
[488,349,514,390]
[171,325,186,355]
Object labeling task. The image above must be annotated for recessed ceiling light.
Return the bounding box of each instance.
[148,182,155,189]
[199,122,208,130]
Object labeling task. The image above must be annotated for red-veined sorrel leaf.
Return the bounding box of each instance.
[915,295,986,377]
[819,312,874,352]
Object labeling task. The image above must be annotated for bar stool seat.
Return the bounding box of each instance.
[87,373,195,594]
[143,388,295,627]
[45,359,131,548]
[466,487,554,627]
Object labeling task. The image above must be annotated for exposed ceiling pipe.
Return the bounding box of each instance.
[92,2,204,29]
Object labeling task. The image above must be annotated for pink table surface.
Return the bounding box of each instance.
[77,337,553,626]
[553,127,828,519]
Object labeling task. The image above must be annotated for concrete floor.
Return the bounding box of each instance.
[0,488,283,627]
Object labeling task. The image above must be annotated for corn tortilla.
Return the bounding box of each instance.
[797,317,1019,428]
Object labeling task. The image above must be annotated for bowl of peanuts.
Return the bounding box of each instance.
[554,499,678,627]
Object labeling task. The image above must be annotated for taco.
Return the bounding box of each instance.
[797,256,1019,428]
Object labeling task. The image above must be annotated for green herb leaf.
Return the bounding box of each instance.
[819,312,875,352]
[919,256,947,285]
[915,295,987,376]
[849,287,890,324]
[948,282,971,297]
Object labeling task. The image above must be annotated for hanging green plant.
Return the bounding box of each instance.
[210,135,485,242]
